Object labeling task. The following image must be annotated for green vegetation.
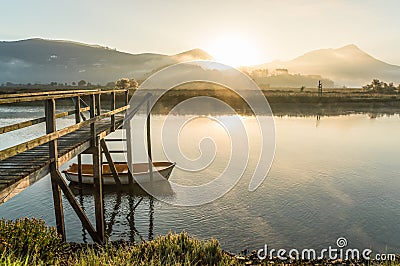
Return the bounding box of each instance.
[0,218,399,265]
[0,218,239,265]
[65,233,238,266]
[115,78,138,90]
[363,79,400,94]
[0,218,66,265]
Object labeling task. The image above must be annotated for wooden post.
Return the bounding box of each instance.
[147,100,153,180]
[89,95,96,147]
[74,96,83,186]
[124,88,130,184]
[92,136,104,243]
[126,118,134,185]
[95,94,101,116]
[110,92,116,132]
[77,155,83,186]
[95,94,103,168]
[45,99,66,241]
[90,93,105,243]
[124,89,129,106]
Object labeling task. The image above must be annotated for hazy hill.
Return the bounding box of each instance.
[2,39,399,88]
[254,44,400,87]
[0,38,213,84]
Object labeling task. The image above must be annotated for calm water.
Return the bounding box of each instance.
[0,105,399,254]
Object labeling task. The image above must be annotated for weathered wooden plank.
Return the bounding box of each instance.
[15,150,50,154]
[0,165,42,169]
[0,164,50,203]
[0,157,49,163]
[6,157,49,161]
[57,139,91,167]
[0,170,31,175]
[0,180,15,185]
[0,176,18,181]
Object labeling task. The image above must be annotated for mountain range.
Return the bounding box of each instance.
[0,38,212,84]
[252,44,400,87]
[0,38,399,87]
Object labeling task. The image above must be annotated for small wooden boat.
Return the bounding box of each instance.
[63,162,175,185]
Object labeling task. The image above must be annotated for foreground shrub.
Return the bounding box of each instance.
[68,232,239,266]
[0,218,65,265]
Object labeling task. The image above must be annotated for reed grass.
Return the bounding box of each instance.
[66,232,239,266]
[0,218,66,265]
[0,218,399,265]
[0,218,239,265]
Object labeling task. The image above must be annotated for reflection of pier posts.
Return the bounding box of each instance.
[128,191,135,242]
[148,196,154,240]
[105,192,122,238]
[78,191,88,243]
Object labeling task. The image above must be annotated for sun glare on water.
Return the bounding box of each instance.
[206,35,262,67]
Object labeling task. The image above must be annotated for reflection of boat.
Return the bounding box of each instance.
[68,178,174,197]
[63,162,175,185]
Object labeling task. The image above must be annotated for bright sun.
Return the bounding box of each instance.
[206,35,262,67]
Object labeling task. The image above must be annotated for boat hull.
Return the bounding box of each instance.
[63,162,175,185]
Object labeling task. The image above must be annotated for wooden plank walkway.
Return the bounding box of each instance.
[0,116,124,203]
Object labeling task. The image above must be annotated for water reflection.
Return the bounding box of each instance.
[68,182,171,243]
[1,107,400,253]
[316,115,321,127]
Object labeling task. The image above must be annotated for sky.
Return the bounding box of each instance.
[1,0,400,66]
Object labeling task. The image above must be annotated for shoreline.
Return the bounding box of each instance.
[1,217,398,265]
[1,87,400,117]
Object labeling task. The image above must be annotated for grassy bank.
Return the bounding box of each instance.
[0,218,238,265]
[0,218,399,265]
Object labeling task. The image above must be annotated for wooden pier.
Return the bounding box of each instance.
[0,88,150,243]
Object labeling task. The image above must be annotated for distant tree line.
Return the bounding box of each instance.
[0,77,139,90]
[363,79,400,94]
